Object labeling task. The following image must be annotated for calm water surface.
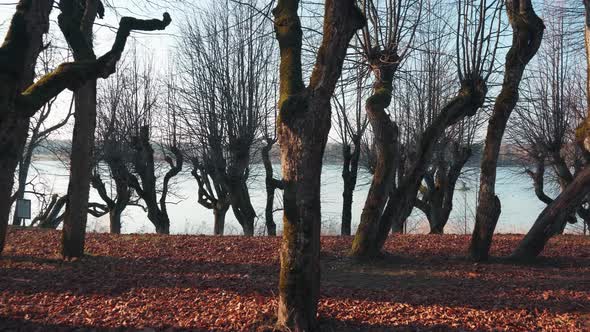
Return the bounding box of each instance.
[23,161,557,235]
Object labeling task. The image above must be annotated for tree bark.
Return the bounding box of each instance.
[213,202,229,236]
[229,180,256,236]
[351,63,398,257]
[354,78,486,257]
[512,166,590,260]
[0,0,53,254]
[109,210,121,234]
[62,81,96,258]
[59,0,99,259]
[471,0,544,262]
[273,0,364,329]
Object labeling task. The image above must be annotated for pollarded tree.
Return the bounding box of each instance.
[508,8,588,236]
[117,58,182,235]
[0,0,171,255]
[509,0,590,260]
[272,1,364,329]
[179,1,273,236]
[471,0,544,262]
[352,0,500,257]
[350,0,422,257]
[92,66,137,234]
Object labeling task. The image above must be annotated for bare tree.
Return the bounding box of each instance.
[179,1,272,236]
[509,1,590,260]
[0,0,171,255]
[350,0,422,257]
[352,0,499,257]
[333,58,369,236]
[508,8,588,236]
[471,0,544,262]
[272,0,364,329]
[92,65,137,234]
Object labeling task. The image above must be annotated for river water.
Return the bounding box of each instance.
[21,160,572,235]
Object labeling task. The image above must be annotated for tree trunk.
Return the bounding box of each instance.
[341,140,361,236]
[229,180,256,236]
[0,0,53,255]
[512,166,590,260]
[109,209,122,234]
[265,186,277,236]
[471,0,544,262]
[351,64,398,257]
[273,1,364,329]
[37,195,67,229]
[354,78,485,256]
[214,202,229,235]
[59,0,99,259]
[0,117,28,252]
[62,81,97,259]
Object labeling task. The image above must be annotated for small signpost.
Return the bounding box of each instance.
[15,199,32,225]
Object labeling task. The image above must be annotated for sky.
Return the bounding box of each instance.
[0,0,586,144]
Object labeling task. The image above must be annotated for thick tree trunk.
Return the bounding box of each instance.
[0,116,28,252]
[471,0,544,262]
[109,209,122,234]
[351,64,398,257]
[213,202,229,235]
[512,167,590,260]
[354,78,485,256]
[59,0,99,259]
[273,1,363,329]
[230,182,256,236]
[62,81,97,258]
[149,208,170,235]
[0,0,53,255]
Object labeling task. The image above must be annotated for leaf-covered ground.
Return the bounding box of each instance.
[1,228,589,331]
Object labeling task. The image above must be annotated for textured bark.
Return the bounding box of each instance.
[59,0,100,258]
[354,78,486,257]
[512,166,590,260]
[273,0,364,329]
[471,0,544,262]
[62,81,96,258]
[351,63,398,257]
[0,0,53,254]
